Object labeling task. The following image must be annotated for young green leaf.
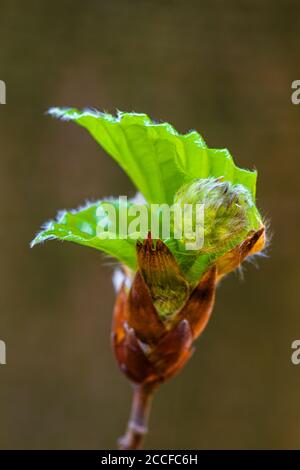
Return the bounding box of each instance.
[32,109,264,283]
[48,108,257,204]
[31,200,138,270]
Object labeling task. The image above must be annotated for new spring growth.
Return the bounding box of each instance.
[95,178,260,253]
[32,109,267,450]
[174,177,261,255]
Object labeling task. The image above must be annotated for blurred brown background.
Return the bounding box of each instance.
[0,0,299,449]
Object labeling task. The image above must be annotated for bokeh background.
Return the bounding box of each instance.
[0,0,299,449]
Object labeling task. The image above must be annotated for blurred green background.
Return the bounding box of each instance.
[0,0,299,450]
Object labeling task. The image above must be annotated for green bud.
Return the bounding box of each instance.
[173,177,259,255]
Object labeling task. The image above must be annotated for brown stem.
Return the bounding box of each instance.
[118,383,156,450]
